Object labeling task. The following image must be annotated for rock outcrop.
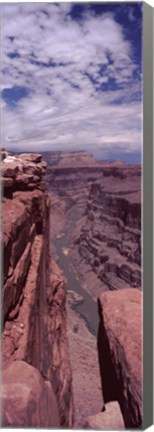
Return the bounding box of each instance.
[97,289,142,428]
[2,360,60,427]
[1,152,73,428]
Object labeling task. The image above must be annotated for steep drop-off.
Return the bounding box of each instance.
[43,150,142,428]
[72,176,141,295]
[1,149,143,429]
[44,151,141,298]
[1,151,73,428]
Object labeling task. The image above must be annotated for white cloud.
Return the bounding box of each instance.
[1,3,142,158]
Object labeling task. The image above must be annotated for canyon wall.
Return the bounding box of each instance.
[1,151,73,428]
[75,176,141,292]
[44,152,141,296]
[43,151,142,428]
[1,150,142,429]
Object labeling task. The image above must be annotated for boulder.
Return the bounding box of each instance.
[98,288,142,428]
[2,360,60,427]
[84,401,125,429]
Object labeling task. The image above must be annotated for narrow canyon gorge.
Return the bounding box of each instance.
[1,149,142,429]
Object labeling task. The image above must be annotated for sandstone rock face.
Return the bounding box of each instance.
[2,360,60,427]
[1,152,73,428]
[98,289,142,428]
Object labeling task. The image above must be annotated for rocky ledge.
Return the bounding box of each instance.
[1,151,47,198]
[1,151,73,428]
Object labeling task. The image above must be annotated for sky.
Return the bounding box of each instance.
[1,2,142,162]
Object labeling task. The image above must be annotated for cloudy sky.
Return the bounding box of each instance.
[1,2,142,162]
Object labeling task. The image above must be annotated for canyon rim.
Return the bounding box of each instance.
[1,2,143,429]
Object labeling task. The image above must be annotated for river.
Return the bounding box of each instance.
[55,226,100,339]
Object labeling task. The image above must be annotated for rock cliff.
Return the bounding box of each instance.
[74,177,141,293]
[1,150,142,429]
[1,151,73,428]
[42,150,142,428]
[43,151,141,297]
[97,289,142,429]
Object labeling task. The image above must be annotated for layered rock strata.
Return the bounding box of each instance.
[1,152,73,428]
[42,150,142,428]
[72,175,141,294]
[43,151,141,296]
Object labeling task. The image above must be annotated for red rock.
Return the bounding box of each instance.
[22,162,41,176]
[2,360,60,427]
[15,173,33,184]
[10,219,31,268]
[2,198,29,281]
[1,177,14,188]
[1,152,73,429]
[84,401,125,429]
[98,288,142,428]
[2,160,21,178]
[3,242,31,321]
[1,154,47,198]
[18,153,42,163]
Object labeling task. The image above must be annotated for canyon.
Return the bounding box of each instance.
[44,150,141,298]
[1,149,142,429]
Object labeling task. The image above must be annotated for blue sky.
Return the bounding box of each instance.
[1,2,142,162]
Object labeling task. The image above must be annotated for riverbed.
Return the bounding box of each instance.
[55,233,99,336]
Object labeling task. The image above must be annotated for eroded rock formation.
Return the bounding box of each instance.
[1,152,73,428]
